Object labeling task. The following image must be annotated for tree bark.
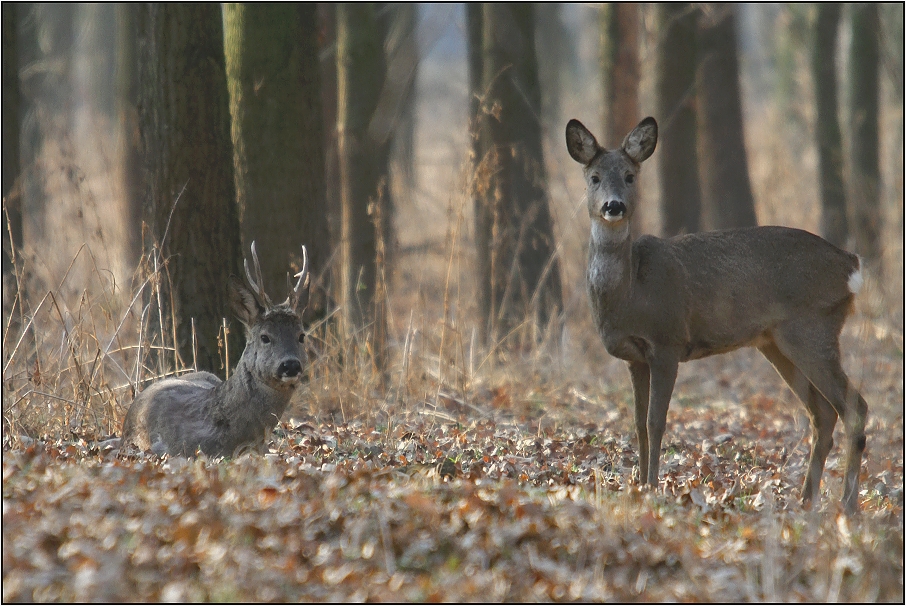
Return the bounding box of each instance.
[2,2,22,325]
[223,4,329,320]
[336,4,390,366]
[601,3,640,147]
[388,5,418,202]
[534,3,568,135]
[316,4,342,306]
[374,3,419,275]
[115,4,143,269]
[467,3,489,340]
[654,3,702,236]
[696,5,758,230]
[136,4,242,375]
[17,4,76,245]
[600,3,642,233]
[847,4,882,268]
[472,3,563,344]
[811,4,847,249]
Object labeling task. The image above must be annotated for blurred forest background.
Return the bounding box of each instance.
[1,3,903,437]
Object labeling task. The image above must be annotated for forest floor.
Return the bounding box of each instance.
[3,309,903,601]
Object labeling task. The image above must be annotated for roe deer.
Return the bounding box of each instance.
[122,242,310,457]
[566,117,868,513]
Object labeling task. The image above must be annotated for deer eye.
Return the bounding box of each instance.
[260,334,271,344]
[298,333,305,343]
[625,174,635,184]
[590,175,600,185]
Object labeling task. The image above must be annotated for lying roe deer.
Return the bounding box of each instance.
[122,242,309,457]
[566,117,868,513]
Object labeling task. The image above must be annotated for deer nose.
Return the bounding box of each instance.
[277,359,302,378]
[602,200,626,221]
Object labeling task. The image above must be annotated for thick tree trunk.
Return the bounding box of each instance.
[696,5,758,230]
[847,4,882,268]
[654,3,702,236]
[336,4,390,366]
[600,3,642,233]
[473,3,563,344]
[18,4,76,246]
[811,4,848,249]
[136,4,242,375]
[223,4,329,320]
[601,3,640,146]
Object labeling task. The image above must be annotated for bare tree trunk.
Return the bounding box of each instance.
[654,3,702,236]
[601,3,640,146]
[336,4,390,369]
[223,4,329,321]
[374,3,419,276]
[17,4,75,246]
[467,3,491,341]
[115,4,143,270]
[534,3,568,135]
[847,3,882,269]
[811,4,848,249]
[136,4,242,375]
[2,3,22,325]
[696,5,758,230]
[600,3,642,233]
[473,3,562,344]
[72,4,115,122]
[389,5,418,203]
[317,5,341,298]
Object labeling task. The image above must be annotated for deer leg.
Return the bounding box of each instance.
[628,362,650,483]
[758,341,838,505]
[645,355,679,486]
[773,325,868,514]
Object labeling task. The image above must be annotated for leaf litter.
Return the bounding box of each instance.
[4,376,903,602]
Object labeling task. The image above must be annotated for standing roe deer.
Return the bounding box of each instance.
[566,117,868,513]
[122,242,309,457]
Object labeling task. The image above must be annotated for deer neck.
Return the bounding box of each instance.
[587,219,634,307]
[212,359,291,438]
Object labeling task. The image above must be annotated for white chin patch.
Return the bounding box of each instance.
[603,213,624,222]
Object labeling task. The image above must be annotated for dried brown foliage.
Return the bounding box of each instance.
[3,387,903,601]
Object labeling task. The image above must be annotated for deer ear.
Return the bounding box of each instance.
[230,274,264,328]
[622,117,657,163]
[565,119,600,165]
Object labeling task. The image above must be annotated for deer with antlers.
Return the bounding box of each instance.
[122,243,310,457]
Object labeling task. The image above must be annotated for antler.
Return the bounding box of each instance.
[287,245,309,309]
[243,241,272,307]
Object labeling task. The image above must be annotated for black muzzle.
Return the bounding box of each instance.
[277,359,302,380]
[602,200,626,221]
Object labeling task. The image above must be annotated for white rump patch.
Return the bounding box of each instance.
[847,258,864,294]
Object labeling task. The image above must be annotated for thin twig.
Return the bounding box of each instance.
[2,290,51,377]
